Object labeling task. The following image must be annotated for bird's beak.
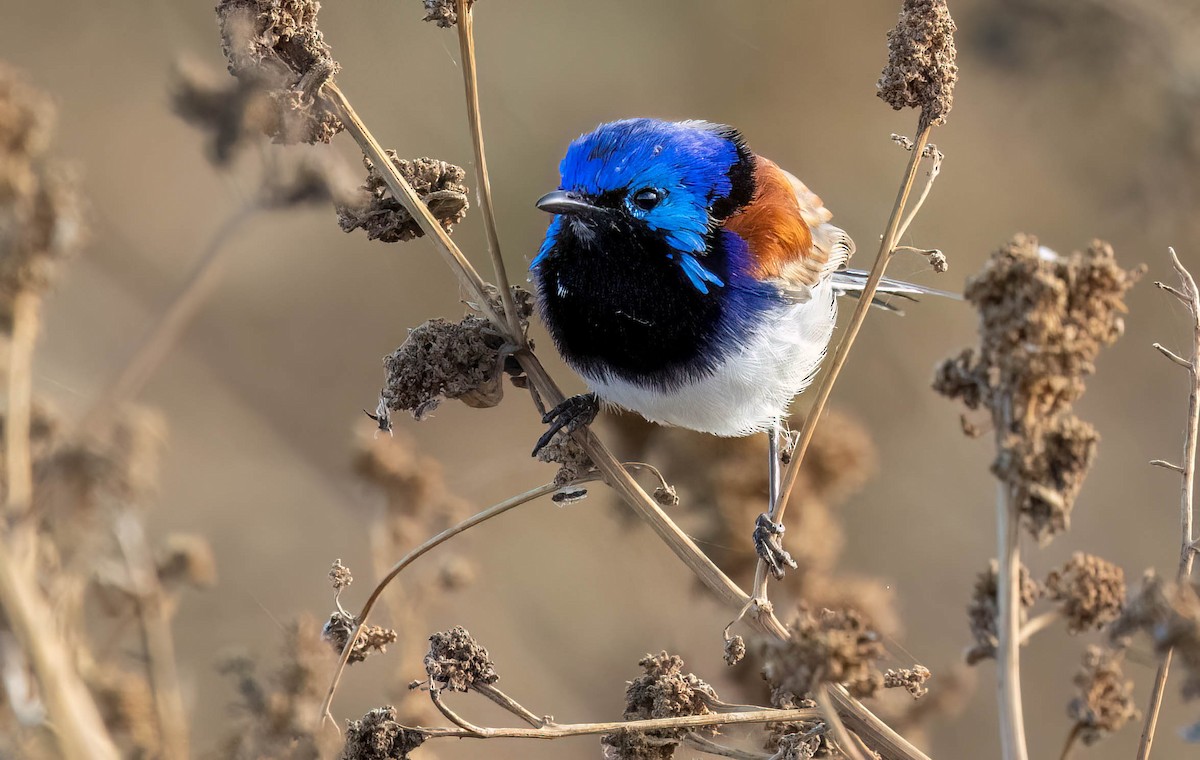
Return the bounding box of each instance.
[535,190,598,216]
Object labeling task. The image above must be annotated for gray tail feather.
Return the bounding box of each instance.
[831,268,961,314]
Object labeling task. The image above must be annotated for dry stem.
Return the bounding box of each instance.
[0,546,119,760]
[1136,247,1199,760]
[5,290,40,525]
[997,481,1029,760]
[80,204,260,433]
[419,704,822,740]
[454,0,523,344]
[751,125,936,606]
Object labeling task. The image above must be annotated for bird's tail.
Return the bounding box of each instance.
[830,268,961,314]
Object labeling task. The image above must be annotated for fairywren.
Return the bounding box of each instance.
[530,118,947,457]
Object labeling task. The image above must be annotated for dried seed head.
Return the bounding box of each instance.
[652,484,679,507]
[1068,646,1140,746]
[935,236,1142,543]
[323,611,398,664]
[219,617,337,758]
[329,558,353,591]
[998,412,1100,543]
[724,634,746,666]
[0,65,84,313]
[759,606,886,703]
[884,664,932,699]
[215,0,343,145]
[337,153,468,243]
[424,626,499,692]
[422,0,473,28]
[381,315,506,419]
[537,429,595,488]
[601,652,717,759]
[340,706,427,760]
[1045,553,1125,634]
[155,533,218,589]
[1110,572,1200,701]
[966,560,1042,665]
[877,0,958,129]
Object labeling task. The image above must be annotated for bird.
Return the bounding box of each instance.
[528,118,950,570]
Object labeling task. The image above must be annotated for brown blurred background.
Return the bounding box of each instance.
[1,0,1198,757]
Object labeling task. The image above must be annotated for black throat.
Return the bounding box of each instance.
[533,217,734,389]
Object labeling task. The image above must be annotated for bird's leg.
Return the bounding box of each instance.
[531,392,599,457]
[754,421,797,580]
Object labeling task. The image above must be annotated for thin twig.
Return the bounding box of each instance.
[320,481,565,725]
[80,203,260,433]
[997,480,1029,760]
[113,512,190,759]
[1137,247,1199,760]
[893,143,943,244]
[5,290,40,525]
[1059,722,1083,760]
[684,732,772,759]
[819,684,868,760]
[474,682,548,728]
[453,0,524,344]
[418,705,823,740]
[1019,608,1060,645]
[750,125,937,606]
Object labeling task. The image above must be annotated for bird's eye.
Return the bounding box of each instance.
[631,188,662,211]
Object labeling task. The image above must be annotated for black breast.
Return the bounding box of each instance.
[533,221,730,390]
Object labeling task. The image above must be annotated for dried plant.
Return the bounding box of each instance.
[935,234,1141,760]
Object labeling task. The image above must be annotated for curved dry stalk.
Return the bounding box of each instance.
[6,290,40,525]
[0,546,120,760]
[453,0,523,344]
[1137,247,1199,760]
[80,203,260,433]
[419,705,823,740]
[320,481,564,725]
[750,125,936,606]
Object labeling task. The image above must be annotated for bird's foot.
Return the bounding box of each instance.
[753,513,797,580]
[531,393,599,457]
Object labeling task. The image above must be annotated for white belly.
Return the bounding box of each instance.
[583,283,837,436]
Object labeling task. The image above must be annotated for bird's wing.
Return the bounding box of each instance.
[723,157,854,302]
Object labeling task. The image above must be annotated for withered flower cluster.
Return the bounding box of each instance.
[935,235,1142,542]
[0,63,84,321]
[336,153,469,243]
[378,286,531,421]
[601,652,717,760]
[219,619,340,759]
[966,560,1041,665]
[341,706,427,760]
[216,0,343,146]
[423,625,499,692]
[323,610,400,665]
[758,606,887,702]
[1110,572,1200,704]
[1068,645,1140,746]
[877,0,958,129]
[1045,552,1126,634]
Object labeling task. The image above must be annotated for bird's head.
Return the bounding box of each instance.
[532,119,755,292]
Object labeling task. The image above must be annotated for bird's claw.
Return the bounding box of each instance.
[753,513,797,580]
[531,393,599,457]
